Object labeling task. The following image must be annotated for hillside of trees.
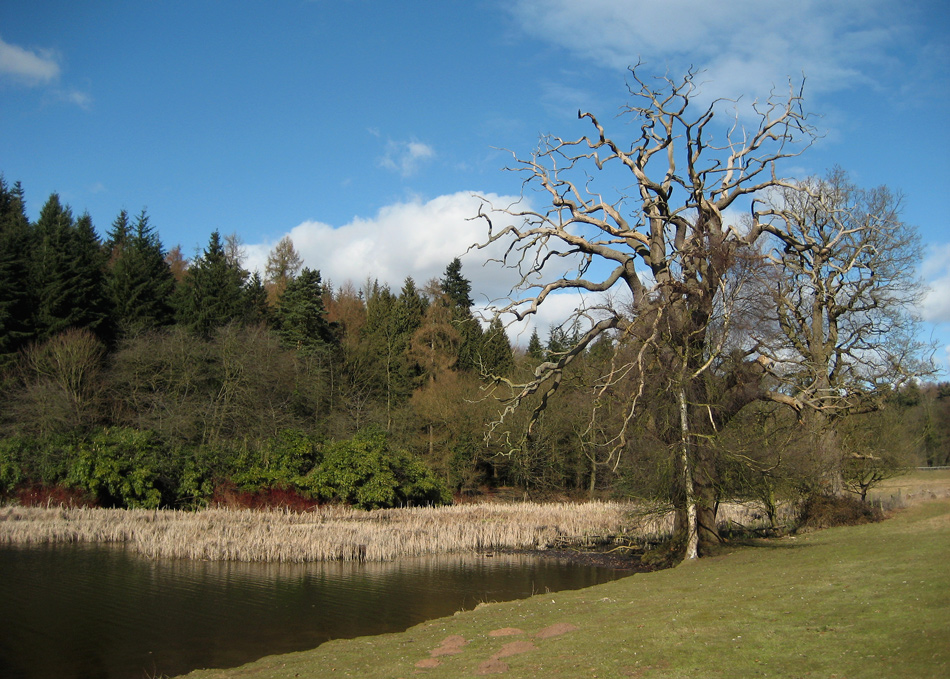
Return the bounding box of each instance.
[1,175,947,513]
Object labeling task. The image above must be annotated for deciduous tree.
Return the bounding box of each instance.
[755,168,933,489]
[474,67,817,558]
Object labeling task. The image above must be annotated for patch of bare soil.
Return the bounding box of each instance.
[414,623,581,674]
[475,658,510,675]
[535,623,579,639]
[493,640,537,658]
[429,635,467,657]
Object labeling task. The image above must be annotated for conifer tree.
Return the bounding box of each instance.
[264,235,303,303]
[526,328,544,360]
[30,195,109,341]
[480,317,514,376]
[243,271,270,326]
[440,258,473,308]
[107,209,175,336]
[439,258,482,372]
[173,230,247,336]
[0,177,34,363]
[105,209,131,264]
[274,267,335,352]
[358,280,426,429]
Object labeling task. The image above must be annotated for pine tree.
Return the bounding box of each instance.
[107,209,175,337]
[105,209,131,265]
[30,195,109,341]
[0,177,34,363]
[243,271,271,326]
[274,268,335,352]
[358,280,426,429]
[396,276,428,335]
[526,328,544,360]
[439,258,482,372]
[440,258,473,308]
[480,317,514,376]
[174,230,247,336]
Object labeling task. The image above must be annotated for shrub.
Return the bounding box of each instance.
[230,429,320,492]
[65,427,166,508]
[796,493,883,531]
[0,438,25,497]
[305,428,451,509]
[14,483,97,508]
[210,481,320,511]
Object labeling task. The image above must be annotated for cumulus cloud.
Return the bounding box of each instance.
[508,0,904,104]
[0,36,60,83]
[246,191,520,301]
[244,191,620,345]
[921,244,950,323]
[378,139,435,176]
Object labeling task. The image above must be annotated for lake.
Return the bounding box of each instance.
[0,543,631,678]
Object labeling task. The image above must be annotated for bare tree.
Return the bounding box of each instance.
[756,167,933,489]
[473,67,817,558]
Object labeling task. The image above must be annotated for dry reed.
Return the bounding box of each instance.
[0,500,784,563]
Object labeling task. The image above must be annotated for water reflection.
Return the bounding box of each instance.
[0,544,629,679]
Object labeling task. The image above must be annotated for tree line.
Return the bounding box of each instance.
[0,176,574,509]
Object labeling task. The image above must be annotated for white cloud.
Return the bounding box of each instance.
[921,244,950,323]
[0,36,60,83]
[60,88,92,110]
[245,191,624,346]
[246,191,523,302]
[378,138,435,177]
[485,290,609,348]
[508,0,903,104]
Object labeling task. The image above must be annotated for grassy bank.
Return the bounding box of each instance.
[175,474,950,678]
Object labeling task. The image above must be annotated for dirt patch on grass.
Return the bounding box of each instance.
[475,658,510,675]
[493,640,537,658]
[432,635,467,656]
[535,622,579,638]
[414,623,579,674]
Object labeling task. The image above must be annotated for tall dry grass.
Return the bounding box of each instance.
[0,500,784,563]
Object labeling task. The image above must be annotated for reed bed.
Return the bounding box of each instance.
[0,501,779,563]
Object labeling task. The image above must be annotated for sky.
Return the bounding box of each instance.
[1,0,948,370]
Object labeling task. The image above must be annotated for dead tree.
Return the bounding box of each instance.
[473,66,816,559]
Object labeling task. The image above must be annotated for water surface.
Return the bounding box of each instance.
[0,543,630,678]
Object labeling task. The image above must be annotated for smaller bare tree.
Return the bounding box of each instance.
[755,167,934,490]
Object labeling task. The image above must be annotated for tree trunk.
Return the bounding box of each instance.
[677,386,699,560]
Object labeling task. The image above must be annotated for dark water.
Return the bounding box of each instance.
[0,543,630,679]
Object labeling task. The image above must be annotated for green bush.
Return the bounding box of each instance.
[305,428,451,509]
[65,428,166,508]
[176,445,219,508]
[0,438,25,497]
[230,429,320,492]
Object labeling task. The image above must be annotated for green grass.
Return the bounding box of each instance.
[178,493,950,678]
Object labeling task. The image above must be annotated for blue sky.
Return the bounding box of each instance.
[1,0,948,370]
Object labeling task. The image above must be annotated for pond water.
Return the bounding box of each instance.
[0,543,631,679]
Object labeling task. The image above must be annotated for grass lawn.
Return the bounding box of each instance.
[179,477,950,678]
